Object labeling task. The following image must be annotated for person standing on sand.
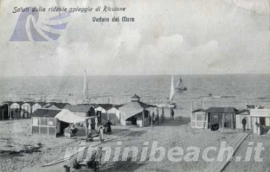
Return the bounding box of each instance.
[105,120,112,133]
[170,108,175,120]
[98,125,105,142]
[242,117,247,132]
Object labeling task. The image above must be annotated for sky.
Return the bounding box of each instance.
[0,0,269,76]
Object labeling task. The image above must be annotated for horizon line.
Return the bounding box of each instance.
[0,73,270,78]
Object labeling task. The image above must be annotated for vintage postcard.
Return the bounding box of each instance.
[0,0,269,172]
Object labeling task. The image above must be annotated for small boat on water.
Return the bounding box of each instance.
[163,75,187,109]
[156,75,187,109]
[175,77,187,91]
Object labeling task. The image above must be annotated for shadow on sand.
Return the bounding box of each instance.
[156,116,191,127]
[107,128,131,136]
[126,130,146,137]
[101,157,146,172]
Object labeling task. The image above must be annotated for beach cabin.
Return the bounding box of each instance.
[191,107,242,129]
[250,109,270,135]
[21,102,35,118]
[207,107,237,129]
[10,101,24,119]
[32,102,46,113]
[107,105,122,125]
[94,104,122,125]
[235,109,251,130]
[118,94,153,127]
[32,108,98,137]
[0,104,9,120]
[31,109,61,136]
[95,104,113,124]
[64,104,96,117]
[191,109,208,129]
[1,101,13,120]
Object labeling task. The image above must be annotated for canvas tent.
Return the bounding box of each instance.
[55,109,94,123]
[55,109,98,137]
[118,94,154,127]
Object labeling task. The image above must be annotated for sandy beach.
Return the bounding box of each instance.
[1,112,263,172]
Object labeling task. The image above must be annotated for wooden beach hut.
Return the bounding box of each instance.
[10,101,24,119]
[64,104,96,117]
[0,104,9,120]
[206,107,237,129]
[95,104,113,124]
[107,105,122,125]
[31,109,62,136]
[94,104,122,125]
[191,107,248,129]
[191,109,208,129]
[32,108,98,137]
[250,109,270,135]
[118,94,154,127]
[21,102,35,118]
[32,102,46,113]
[235,109,251,130]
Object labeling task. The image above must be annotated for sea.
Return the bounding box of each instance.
[0,74,270,115]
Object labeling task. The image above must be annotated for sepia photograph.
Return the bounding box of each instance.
[0,0,269,171]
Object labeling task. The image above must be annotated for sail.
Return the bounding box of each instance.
[169,75,175,102]
[83,70,89,100]
[175,77,187,91]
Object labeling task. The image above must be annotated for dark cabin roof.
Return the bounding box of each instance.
[114,104,124,109]
[78,103,99,108]
[32,109,61,117]
[47,102,70,109]
[64,104,94,113]
[131,94,140,99]
[192,108,207,113]
[2,101,13,105]
[23,101,36,106]
[11,101,24,106]
[236,109,250,115]
[35,102,46,106]
[97,104,114,111]
[130,94,140,102]
[207,107,238,113]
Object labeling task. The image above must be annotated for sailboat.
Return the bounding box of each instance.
[156,75,187,109]
[169,75,175,102]
[82,70,89,103]
[175,77,187,91]
[168,75,177,108]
